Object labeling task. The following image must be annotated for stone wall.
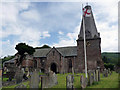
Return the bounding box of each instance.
[76,38,104,72]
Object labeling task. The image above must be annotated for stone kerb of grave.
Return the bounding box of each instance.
[14,84,27,89]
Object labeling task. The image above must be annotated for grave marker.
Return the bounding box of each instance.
[30,70,39,88]
[66,74,74,89]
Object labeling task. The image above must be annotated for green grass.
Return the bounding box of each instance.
[2,72,119,88]
[2,81,30,88]
[87,72,119,88]
[52,73,85,88]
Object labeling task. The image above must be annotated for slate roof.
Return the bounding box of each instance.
[3,57,15,67]
[34,48,51,57]
[57,46,77,57]
[78,5,100,40]
[33,46,77,57]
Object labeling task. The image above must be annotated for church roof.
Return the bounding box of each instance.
[33,46,77,57]
[78,5,100,40]
[57,46,77,57]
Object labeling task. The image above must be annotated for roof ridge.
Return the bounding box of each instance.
[35,48,51,50]
[56,46,77,49]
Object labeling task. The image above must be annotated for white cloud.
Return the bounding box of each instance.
[53,25,79,47]
[42,31,51,38]
[20,9,40,22]
[58,31,64,35]
[2,40,17,57]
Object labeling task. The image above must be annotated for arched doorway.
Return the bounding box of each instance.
[51,63,57,73]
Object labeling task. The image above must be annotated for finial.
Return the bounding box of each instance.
[86,2,88,6]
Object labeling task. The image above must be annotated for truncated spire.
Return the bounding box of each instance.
[78,5,100,40]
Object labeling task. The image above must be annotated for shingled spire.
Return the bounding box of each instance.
[78,5,100,40]
[76,5,105,72]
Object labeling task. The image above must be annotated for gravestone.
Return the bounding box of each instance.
[106,70,108,77]
[103,70,106,77]
[66,74,74,89]
[80,75,88,88]
[108,68,110,74]
[30,70,39,88]
[49,71,58,87]
[103,69,108,77]
[41,71,58,88]
[93,71,96,82]
[110,70,112,75]
[95,70,98,82]
[98,69,100,81]
[88,71,94,86]
[14,68,24,84]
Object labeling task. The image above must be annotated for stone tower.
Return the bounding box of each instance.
[76,5,104,72]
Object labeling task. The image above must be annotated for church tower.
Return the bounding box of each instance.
[76,5,104,72]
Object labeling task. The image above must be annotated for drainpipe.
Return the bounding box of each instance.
[72,57,75,75]
[63,56,65,74]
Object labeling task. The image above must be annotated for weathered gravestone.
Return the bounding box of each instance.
[103,69,105,77]
[88,71,94,86]
[110,70,112,75]
[41,71,58,88]
[106,70,108,77]
[66,74,74,89]
[80,75,88,88]
[14,68,24,84]
[93,71,96,82]
[95,70,98,82]
[108,68,110,74]
[103,69,108,77]
[98,69,100,81]
[30,70,39,88]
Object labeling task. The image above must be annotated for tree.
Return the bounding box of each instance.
[15,43,35,55]
[102,56,110,63]
[35,44,51,49]
[15,43,35,66]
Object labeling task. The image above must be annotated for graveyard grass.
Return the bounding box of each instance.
[87,71,119,88]
[2,71,119,88]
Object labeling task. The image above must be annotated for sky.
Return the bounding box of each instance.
[0,0,119,57]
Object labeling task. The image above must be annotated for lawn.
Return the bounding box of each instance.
[87,72,119,88]
[2,71,119,88]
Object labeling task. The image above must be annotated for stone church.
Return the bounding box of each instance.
[5,5,104,73]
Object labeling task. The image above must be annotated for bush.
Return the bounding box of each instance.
[104,63,114,70]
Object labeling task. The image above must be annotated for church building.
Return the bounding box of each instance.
[6,5,104,73]
[30,5,104,73]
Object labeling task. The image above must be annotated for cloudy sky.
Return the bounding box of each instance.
[0,0,119,57]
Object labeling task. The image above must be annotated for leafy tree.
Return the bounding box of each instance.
[104,63,114,70]
[15,43,35,66]
[102,56,110,63]
[35,44,51,49]
[15,43,35,55]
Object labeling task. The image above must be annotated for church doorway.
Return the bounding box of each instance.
[50,63,57,73]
